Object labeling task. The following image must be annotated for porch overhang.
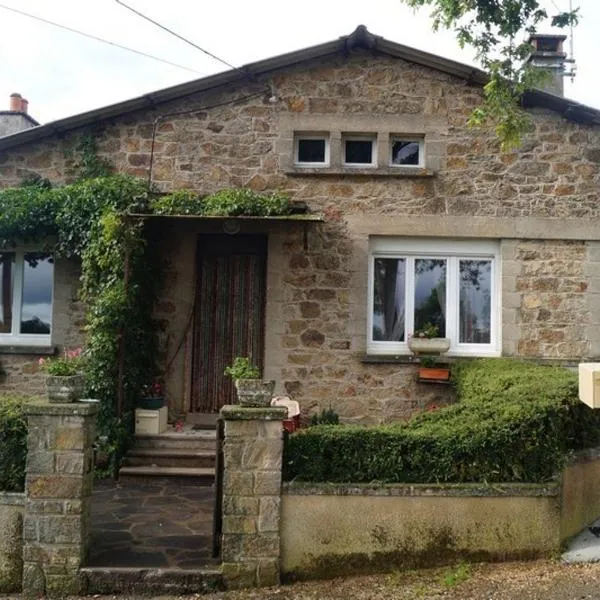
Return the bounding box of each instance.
[128,213,324,249]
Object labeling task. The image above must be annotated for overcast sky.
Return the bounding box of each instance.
[0,0,597,124]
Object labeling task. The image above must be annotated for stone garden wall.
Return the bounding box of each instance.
[1,49,600,422]
[0,492,24,592]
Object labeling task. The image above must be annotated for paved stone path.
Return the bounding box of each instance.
[89,477,215,569]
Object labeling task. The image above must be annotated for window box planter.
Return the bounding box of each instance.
[46,374,85,403]
[235,379,275,407]
[137,396,165,410]
[408,337,451,355]
[418,366,451,382]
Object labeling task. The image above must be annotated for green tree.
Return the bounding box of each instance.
[401,0,579,149]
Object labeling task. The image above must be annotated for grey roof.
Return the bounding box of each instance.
[1,25,599,152]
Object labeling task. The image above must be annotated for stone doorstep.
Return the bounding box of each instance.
[118,465,215,486]
[79,565,224,595]
[123,448,216,469]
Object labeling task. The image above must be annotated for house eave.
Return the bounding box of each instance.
[1,25,599,152]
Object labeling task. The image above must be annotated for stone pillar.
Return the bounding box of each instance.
[22,401,98,597]
[220,405,286,589]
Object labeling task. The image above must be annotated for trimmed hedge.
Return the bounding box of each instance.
[0,396,29,492]
[283,359,600,484]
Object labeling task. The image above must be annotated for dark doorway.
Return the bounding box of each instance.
[191,234,267,413]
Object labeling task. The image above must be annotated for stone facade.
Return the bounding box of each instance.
[0,45,599,422]
[21,402,98,596]
[0,492,23,592]
[220,405,286,588]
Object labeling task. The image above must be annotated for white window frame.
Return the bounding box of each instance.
[367,237,500,356]
[294,134,330,167]
[342,134,377,167]
[0,248,54,347]
[389,137,424,168]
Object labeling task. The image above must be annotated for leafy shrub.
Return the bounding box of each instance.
[0,396,29,492]
[224,357,260,380]
[151,187,291,217]
[311,407,340,426]
[283,359,600,484]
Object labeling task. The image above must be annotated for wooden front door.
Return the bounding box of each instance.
[191,234,267,413]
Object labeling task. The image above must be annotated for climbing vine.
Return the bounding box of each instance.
[0,136,292,473]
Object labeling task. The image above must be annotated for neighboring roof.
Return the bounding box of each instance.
[0,111,39,127]
[1,25,599,152]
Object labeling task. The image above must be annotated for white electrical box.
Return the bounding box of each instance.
[578,363,600,409]
[135,406,168,435]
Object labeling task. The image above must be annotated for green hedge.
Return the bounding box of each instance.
[283,359,600,484]
[0,396,29,492]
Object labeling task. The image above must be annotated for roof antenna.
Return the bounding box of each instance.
[565,0,577,83]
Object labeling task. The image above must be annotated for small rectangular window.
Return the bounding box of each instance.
[295,135,329,166]
[0,249,53,345]
[343,135,376,166]
[390,138,423,167]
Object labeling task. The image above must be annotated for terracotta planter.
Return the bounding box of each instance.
[235,379,275,407]
[418,367,451,382]
[408,337,451,355]
[46,374,85,403]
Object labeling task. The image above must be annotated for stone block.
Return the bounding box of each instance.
[45,572,81,597]
[0,505,22,592]
[242,440,283,470]
[25,499,63,514]
[258,496,281,533]
[221,561,257,589]
[37,515,83,544]
[55,454,85,475]
[22,563,45,596]
[55,428,85,451]
[257,558,280,587]
[27,476,83,499]
[22,515,38,542]
[223,471,254,496]
[221,533,243,562]
[223,515,257,535]
[26,452,55,474]
[254,471,282,496]
[223,496,259,516]
[240,533,279,558]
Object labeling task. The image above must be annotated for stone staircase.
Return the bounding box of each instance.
[119,426,217,484]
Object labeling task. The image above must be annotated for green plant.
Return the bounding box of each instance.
[419,356,438,368]
[39,347,84,376]
[440,562,471,587]
[310,407,340,426]
[283,359,600,484]
[0,396,30,492]
[412,322,440,338]
[224,357,260,380]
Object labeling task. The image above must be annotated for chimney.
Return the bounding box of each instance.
[526,34,567,96]
[0,93,38,137]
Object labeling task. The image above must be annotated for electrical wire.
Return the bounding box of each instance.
[0,3,200,73]
[115,0,250,79]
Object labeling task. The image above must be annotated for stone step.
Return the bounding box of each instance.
[79,565,224,595]
[118,465,215,486]
[123,448,216,469]
[134,430,217,451]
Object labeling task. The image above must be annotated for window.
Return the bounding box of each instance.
[0,250,53,345]
[390,138,423,167]
[295,135,329,166]
[343,135,376,167]
[368,238,499,356]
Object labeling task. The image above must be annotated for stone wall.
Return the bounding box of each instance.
[1,49,600,421]
[0,492,24,592]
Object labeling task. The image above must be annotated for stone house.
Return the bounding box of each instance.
[0,26,599,424]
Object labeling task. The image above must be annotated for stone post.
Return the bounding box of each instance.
[22,401,98,597]
[220,405,286,589]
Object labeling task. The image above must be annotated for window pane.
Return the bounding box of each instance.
[372,258,405,341]
[0,253,15,334]
[414,259,446,337]
[391,140,420,165]
[297,139,326,163]
[345,140,373,164]
[460,260,492,344]
[20,253,53,335]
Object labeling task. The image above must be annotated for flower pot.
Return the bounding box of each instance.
[46,374,85,403]
[137,396,165,410]
[408,337,451,355]
[235,379,275,407]
[418,367,451,382]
